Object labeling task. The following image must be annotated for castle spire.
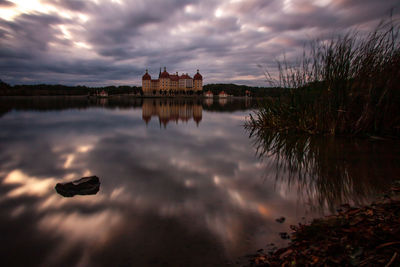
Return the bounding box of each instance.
[159,67,161,78]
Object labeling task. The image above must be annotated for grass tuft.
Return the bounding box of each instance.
[247,18,400,136]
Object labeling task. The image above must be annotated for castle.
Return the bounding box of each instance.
[142,67,203,96]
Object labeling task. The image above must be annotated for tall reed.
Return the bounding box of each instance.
[248,19,400,136]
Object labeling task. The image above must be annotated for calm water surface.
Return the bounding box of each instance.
[0,97,399,266]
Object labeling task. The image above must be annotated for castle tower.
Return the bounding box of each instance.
[142,69,151,95]
[193,69,203,92]
[159,66,170,94]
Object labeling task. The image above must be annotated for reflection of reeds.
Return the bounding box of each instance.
[246,127,399,212]
[248,18,400,136]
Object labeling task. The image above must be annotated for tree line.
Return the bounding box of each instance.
[0,80,142,96]
[0,80,285,97]
[203,83,284,97]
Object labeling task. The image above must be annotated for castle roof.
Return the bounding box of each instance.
[194,69,202,80]
[143,68,199,81]
[170,74,179,81]
[160,67,170,79]
[142,69,151,80]
[180,74,192,79]
[160,71,170,78]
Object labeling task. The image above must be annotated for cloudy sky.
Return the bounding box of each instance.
[0,0,399,86]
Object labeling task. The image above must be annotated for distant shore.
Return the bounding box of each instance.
[0,94,256,99]
[0,80,283,98]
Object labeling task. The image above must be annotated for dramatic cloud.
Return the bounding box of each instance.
[0,0,399,86]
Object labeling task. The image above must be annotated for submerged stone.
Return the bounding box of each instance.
[55,176,100,197]
[276,216,286,223]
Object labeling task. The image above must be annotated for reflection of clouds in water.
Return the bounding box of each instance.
[3,170,56,198]
[38,211,122,267]
[0,107,314,265]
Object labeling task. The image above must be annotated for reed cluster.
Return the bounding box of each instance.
[247,19,400,136]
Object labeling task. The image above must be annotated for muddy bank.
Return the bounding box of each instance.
[247,183,400,266]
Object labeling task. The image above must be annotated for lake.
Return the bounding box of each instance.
[0,97,399,266]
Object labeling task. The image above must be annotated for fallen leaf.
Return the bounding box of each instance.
[376,241,400,249]
[279,249,293,260]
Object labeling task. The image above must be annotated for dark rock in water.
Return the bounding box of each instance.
[279,232,290,239]
[55,176,100,197]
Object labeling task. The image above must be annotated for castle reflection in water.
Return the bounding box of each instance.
[142,99,202,127]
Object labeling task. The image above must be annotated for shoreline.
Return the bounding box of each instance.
[0,94,256,100]
[246,183,400,266]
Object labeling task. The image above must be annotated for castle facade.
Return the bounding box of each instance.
[142,67,203,96]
